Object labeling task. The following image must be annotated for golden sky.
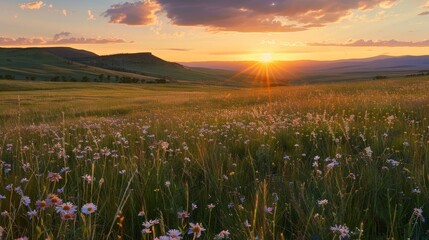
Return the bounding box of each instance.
[1,0,429,62]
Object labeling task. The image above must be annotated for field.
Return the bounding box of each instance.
[1,77,429,239]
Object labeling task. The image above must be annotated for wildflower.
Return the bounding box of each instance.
[413,208,425,222]
[215,230,230,239]
[141,228,152,234]
[82,174,94,183]
[27,210,37,220]
[138,210,145,216]
[317,199,329,206]
[81,203,97,215]
[177,210,190,219]
[265,206,273,214]
[167,229,182,239]
[208,203,215,209]
[165,181,171,187]
[35,200,48,210]
[60,167,71,173]
[364,146,373,157]
[119,170,126,174]
[142,221,153,229]
[188,223,205,238]
[192,203,198,210]
[20,178,29,183]
[57,186,65,193]
[56,202,77,213]
[14,186,24,196]
[46,194,63,206]
[330,224,350,239]
[60,211,76,221]
[386,159,400,167]
[0,195,6,199]
[48,172,63,182]
[21,196,31,206]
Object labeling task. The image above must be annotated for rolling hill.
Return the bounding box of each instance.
[76,52,236,82]
[0,47,236,83]
[183,55,429,84]
[0,47,158,82]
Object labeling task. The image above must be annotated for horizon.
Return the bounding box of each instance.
[1,45,429,64]
[1,0,429,62]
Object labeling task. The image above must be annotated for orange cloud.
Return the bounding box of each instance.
[104,0,397,32]
[19,1,44,10]
[103,1,160,25]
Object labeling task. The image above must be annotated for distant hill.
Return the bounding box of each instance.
[0,48,157,82]
[43,47,99,60]
[76,52,233,82]
[0,47,235,83]
[183,55,429,84]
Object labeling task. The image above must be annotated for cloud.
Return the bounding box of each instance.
[103,0,397,32]
[53,32,72,40]
[418,11,429,16]
[88,10,96,20]
[424,1,429,8]
[0,33,127,46]
[103,1,160,25]
[19,1,44,10]
[309,39,429,47]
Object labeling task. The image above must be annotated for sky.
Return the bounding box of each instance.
[1,0,429,62]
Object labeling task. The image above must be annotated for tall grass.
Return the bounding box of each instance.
[0,77,428,239]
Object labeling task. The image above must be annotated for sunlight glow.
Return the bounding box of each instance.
[260,53,273,63]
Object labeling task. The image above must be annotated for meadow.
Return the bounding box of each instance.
[0,77,429,239]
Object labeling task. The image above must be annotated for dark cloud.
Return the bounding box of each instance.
[0,33,126,46]
[309,39,429,47]
[102,1,159,25]
[418,11,429,16]
[104,0,397,32]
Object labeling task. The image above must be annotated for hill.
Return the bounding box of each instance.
[76,52,235,82]
[183,55,429,84]
[0,47,237,83]
[0,47,158,82]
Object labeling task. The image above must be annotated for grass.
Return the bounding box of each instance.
[0,76,429,239]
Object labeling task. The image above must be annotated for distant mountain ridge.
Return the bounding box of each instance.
[182,55,429,83]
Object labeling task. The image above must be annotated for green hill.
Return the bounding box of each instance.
[0,47,238,84]
[77,52,233,82]
[0,48,160,82]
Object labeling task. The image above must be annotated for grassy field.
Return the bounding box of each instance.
[1,77,429,239]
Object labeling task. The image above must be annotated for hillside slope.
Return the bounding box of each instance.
[77,52,232,82]
[0,48,157,82]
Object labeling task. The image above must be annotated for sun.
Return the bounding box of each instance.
[260,53,273,63]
